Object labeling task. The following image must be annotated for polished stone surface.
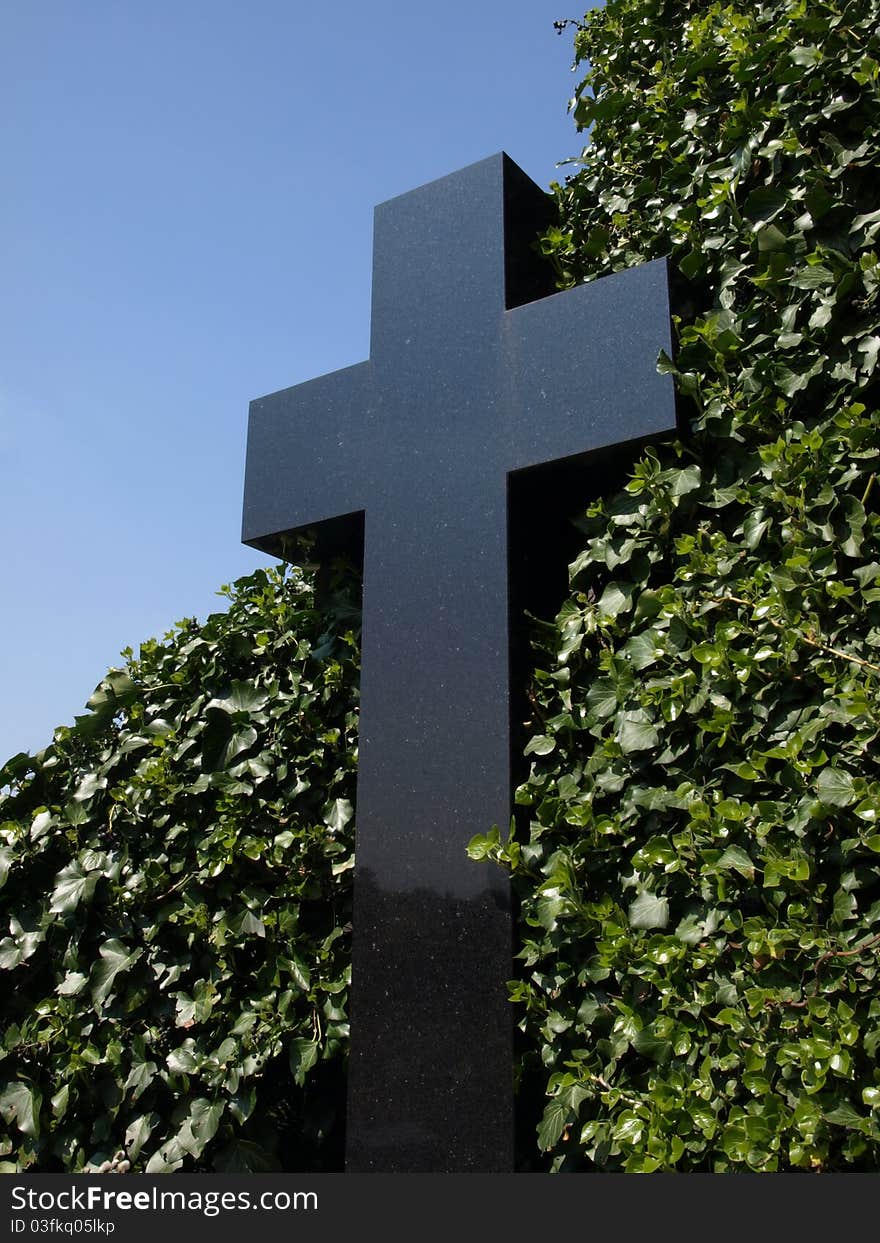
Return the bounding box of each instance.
[242,153,676,1171]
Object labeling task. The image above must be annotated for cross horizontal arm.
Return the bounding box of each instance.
[242,361,374,555]
[500,259,676,474]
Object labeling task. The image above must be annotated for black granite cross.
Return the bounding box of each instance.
[242,153,676,1172]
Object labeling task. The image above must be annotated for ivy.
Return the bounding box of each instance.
[471,0,880,1172]
[0,561,359,1172]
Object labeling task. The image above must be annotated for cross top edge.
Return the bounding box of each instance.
[368,152,557,353]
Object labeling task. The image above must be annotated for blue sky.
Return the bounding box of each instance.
[1,1,595,763]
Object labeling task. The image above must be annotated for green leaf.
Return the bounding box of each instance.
[50,1084,69,1119]
[189,1098,224,1148]
[524,733,556,757]
[597,582,633,618]
[742,511,770,550]
[166,1044,200,1076]
[86,671,137,714]
[125,1113,156,1162]
[220,726,258,767]
[467,826,500,860]
[49,862,98,914]
[624,630,663,671]
[56,972,88,997]
[323,797,354,832]
[790,265,834,290]
[617,711,659,753]
[628,891,669,930]
[757,224,789,252]
[816,767,856,808]
[744,188,788,226]
[824,1101,864,1127]
[717,845,755,880]
[675,911,719,945]
[72,772,105,803]
[669,465,701,498]
[0,941,20,971]
[632,1027,672,1062]
[0,847,13,890]
[289,1038,319,1087]
[206,680,269,714]
[284,955,311,992]
[124,1060,158,1101]
[585,678,618,719]
[0,1082,41,1138]
[0,920,43,970]
[90,939,143,1005]
[30,810,54,840]
[145,1143,184,1174]
[789,44,821,67]
[229,909,265,938]
[536,895,565,931]
[538,1099,569,1152]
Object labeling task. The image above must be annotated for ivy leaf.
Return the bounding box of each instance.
[30,810,54,840]
[289,1038,319,1087]
[824,1101,863,1128]
[124,1060,158,1101]
[742,511,770,550]
[56,972,88,997]
[524,734,556,756]
[90,939,143,1005]
[617,711,659,753]
[816,768,856,808]
[86,671,137,714]
[790,44,821,66]
[166,1044,200,1076]
[187,1098,225,1150]
[125,1113,157,1162]
[632,1027,672,1062]
[0,920,43,970]
[538,1099,569,1151]
[669,465,701,498]
[284,956,311,992]
[597,582,633,618]
[0,1082,41,1137]
[586,679,618,719]
[717,845,756,880]
[50,862,98,914]
[50,1084,69,1119]
[72,773,106,803]
[628,891,669,930]
[744,188,788,226]
[323,798,354,832]
[0,848,13,890]
[145,1142,184,1174]
[206,681,269,715]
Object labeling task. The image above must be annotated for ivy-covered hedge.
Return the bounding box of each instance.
[470,0,880,1171]
[0,563,359,1172]
[3,0,880,1175]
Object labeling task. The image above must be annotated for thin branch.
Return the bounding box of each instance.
[813,931,880,974]
[147,874,193,905]
[710,595,880,674]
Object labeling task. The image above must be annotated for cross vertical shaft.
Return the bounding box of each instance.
[346,481,513,1170]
